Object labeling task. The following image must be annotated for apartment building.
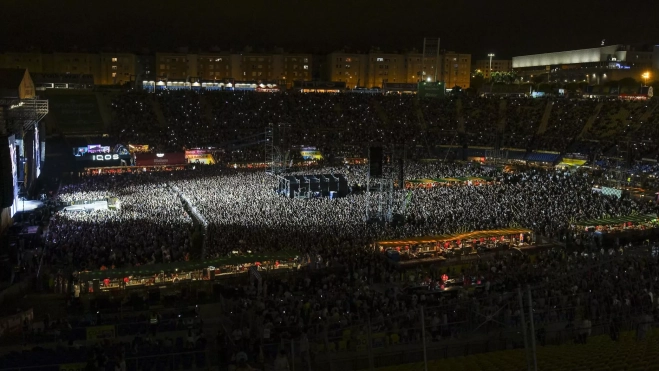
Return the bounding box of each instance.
[441,52,471,89]
[326,52,366,88]
[364,52,406,88]
[473,59,512,79]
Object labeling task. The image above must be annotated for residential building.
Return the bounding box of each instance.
[136,54,156,82]
[197,53,232,81]
[155,52,195,80]
[99,53,136,85]
[441,52,471,89]
[326,52,366,88]
[364,52,406,88]
[1,52,45,73]
[279,54,312,84]
[474,59,512,79]
[240,54,275,80]
[404,53,440,83]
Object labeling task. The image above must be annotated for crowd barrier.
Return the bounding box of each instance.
[0,349,210,371]
[167,183,209,258]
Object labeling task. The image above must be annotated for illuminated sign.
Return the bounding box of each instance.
[94,154,120,161]
[156,153,165,157]
[9,102,24,109]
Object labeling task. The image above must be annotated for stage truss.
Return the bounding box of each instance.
[422,37,441,83]
[365,145,406,223]
[265,123,291,175]
[7,98,49,131]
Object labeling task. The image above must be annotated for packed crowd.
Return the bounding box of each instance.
[46,173,194,270]
[45,163,653,272]
[110,91,658,162]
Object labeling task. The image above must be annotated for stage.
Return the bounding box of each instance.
[63,200,108,212]
[15,200,45,213]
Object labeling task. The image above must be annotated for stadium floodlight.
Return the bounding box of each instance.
[642,72,650,86]
[487,53,495,77]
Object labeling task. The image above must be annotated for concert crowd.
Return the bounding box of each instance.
[7,92,659,370]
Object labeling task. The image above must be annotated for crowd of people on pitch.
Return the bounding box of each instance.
[45,162,653,272]
[46,173,194,270]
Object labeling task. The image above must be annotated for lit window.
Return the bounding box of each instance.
[376,58,384,62]
[111,72,116,77]
[111,57,118,62]
[215,58,222,62]
[112,66,117,70]
[303,65,309,70]
[303,58,309,63]
[345,58,352,62]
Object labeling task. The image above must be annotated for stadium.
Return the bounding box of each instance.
[1,63,659,371]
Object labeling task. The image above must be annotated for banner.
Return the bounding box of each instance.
[134,153,186,166]
[560,158,586,166]
[86,325,115,340]
[185,151,216,165]
[128,144,149,153]
[300,148,323,160]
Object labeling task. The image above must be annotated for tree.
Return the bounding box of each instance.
[564,82,579,93]
[532,74,546,85]
[618,77,639,87]
[471,69,485,90]
[491,71,517,85]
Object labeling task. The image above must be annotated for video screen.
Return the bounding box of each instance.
[87,144,111,154]
[34,127,40,178]
[74,147,88,156]
[8,136,18,217]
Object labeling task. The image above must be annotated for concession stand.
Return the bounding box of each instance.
[404,176,495,189]
[77,251,300,295]
[574,214,659,244]
[376,228,534,265]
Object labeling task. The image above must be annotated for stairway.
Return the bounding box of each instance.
[95,92,115,134]
[199,94,214,125]
[456,98,465,133]
[536,100,554,134]
[149,95,168,128]
[578,102,604,138]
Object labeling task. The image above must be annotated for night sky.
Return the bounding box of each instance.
[1,0,657,58]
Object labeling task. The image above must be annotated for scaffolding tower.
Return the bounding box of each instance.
[422,38,441,82]
[265,123,291,175]
[265,124,275,175]
[365,146,397,223]
[5,98,49,131]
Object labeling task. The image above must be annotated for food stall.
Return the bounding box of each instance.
[376,228,534,266]
[404,176,495,189]
[574,214,659,244]
[77,251,300,295]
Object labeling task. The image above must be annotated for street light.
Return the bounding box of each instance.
[642,72,650,87]
[487,53,495,78]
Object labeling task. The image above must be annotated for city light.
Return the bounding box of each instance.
[642,72,650,86]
